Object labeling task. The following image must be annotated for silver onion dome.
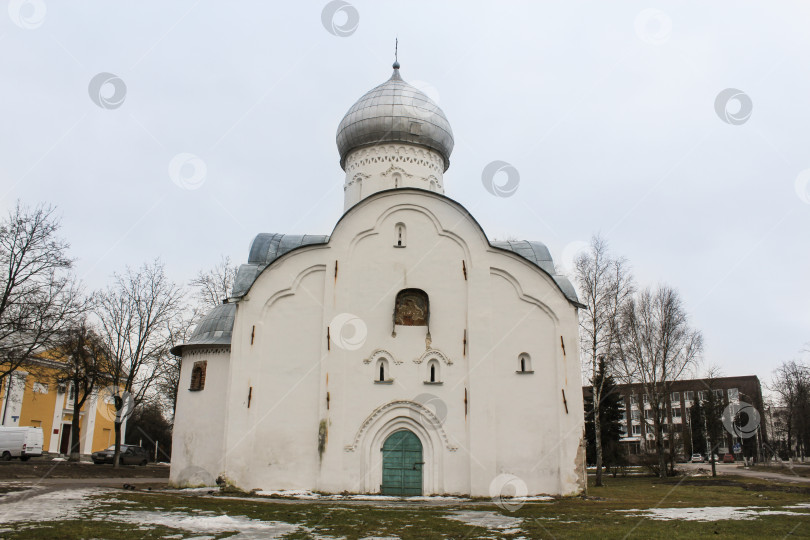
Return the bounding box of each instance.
[336,63,454,171]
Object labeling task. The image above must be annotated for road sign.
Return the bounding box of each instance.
[733,443,742,453]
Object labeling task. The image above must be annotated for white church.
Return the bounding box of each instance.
[170,61,587,497]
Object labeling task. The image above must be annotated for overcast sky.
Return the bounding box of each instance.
[2,1,808,388]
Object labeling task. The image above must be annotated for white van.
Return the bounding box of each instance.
[0,426,44,460]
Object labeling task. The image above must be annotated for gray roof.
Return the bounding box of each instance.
[336,65,454,171]
[491,240,582,306]
[170,303,236,355]
[231,233,330,297]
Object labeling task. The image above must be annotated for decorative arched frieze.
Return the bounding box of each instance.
[363,349,400,365]
[414,348,452,365]
[347,203,473,263]
[380,165,414,179]
[344,145,444,175]
[344,400,457,452]
[346,172,370,188]
[260,264,327,316]
[489,267,560,325]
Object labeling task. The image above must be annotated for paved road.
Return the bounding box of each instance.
[679,461,810,484]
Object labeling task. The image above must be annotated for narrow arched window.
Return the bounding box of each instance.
[393,173,401,189]
[376,358,390,382]
[394,222,406,247]
[394,289,429,326]
[429,179,437,191]
[426,359,441,384]
[190,361,207,391]
[517,353,532,374]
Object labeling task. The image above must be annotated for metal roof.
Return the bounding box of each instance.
[232,233,330,297]
[491,240,581,306]
[336,65,454,171]
[170,303,236,355]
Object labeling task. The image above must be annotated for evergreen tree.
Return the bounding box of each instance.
[690,398,707,454]
[585,359,625,469]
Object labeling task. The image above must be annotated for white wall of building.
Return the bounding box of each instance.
[171,188,585,496]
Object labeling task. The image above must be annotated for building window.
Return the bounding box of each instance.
[698,390,707,402]
[426,359,441,383]
[684,391,694,401]
[393,172,401,188]
[394,222,406,247]
[629,395,638,405]
[394,289,429,326]
[376,358,391,383]
[189,361,207,391]
[517,353,533,373]
[728,388,739,401]
[713,389,723,400]
[643,394,649,404]
[671,391,680,403]
[33,382,48,394]
[672,407,681,418]
[632,425,641,435]
[631,410,641,421]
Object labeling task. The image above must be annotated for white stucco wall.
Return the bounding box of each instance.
[170,348,231,487]
[343,144,445,211]
[175,188,585,496]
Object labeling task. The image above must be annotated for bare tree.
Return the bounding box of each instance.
[574,235,633,486]
[50,321,109,461]
[189,255,236,312]
[95,260,182,467]
[615,285,703,478]
[770,360,810,460]
[0,202,84,387]
[155,255,236,417]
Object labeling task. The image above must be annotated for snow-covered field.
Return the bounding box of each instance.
[1,484,809,538]
[616,505,809,521]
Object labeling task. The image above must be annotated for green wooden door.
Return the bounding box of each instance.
[381,430,423,496]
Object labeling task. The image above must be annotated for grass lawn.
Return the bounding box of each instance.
[2,475,810,539]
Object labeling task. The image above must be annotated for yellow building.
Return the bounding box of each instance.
[0,356,124,455]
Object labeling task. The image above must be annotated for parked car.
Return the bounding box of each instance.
[0,426,44,461]
[723,453,735,463]
[91,444,149,465]
[707,454,720,462]
[690,453,705,463]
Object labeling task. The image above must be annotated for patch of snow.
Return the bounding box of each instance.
[176,487,218,494]
[105,510,296,539]
[50,457,67,462]
[515,495,553,502]
[0,488,107,523]
[256,489,322,499]
[784,502,810,509]
[617,506,802,521]
[445,510,523,530]
[403,495,464,501]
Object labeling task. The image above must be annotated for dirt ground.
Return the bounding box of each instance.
[0,458,170,480]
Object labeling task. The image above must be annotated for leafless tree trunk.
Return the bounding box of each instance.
[615,285,703,479]
[51,321,109,461]
[574,235,633,487]
[0,202,84,390]
[95,260,182,467]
